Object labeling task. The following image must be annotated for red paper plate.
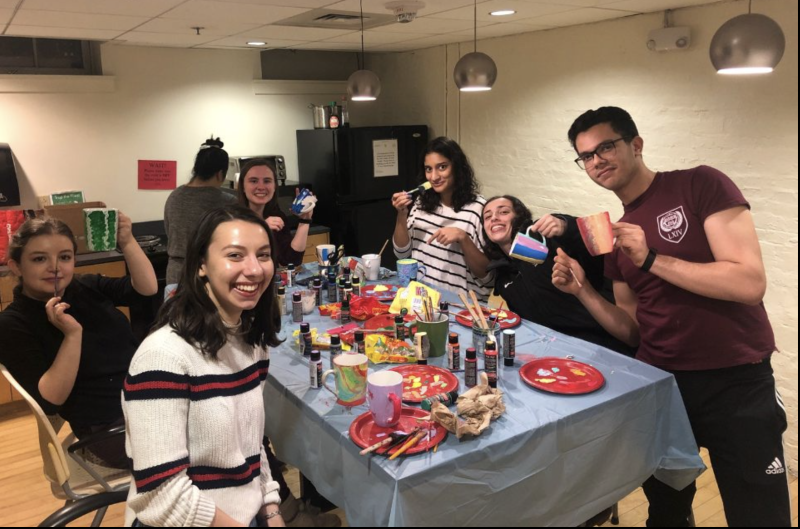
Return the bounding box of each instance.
[454,308,522,330]
[363,313,416,331]
[360,284,400,302]
[349,407,446,457]
[390,365,459,403]
[519,357,605,395]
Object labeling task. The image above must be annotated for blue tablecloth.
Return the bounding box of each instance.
[264,274,704,526]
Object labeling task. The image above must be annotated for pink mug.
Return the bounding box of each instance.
[367,371,403,427]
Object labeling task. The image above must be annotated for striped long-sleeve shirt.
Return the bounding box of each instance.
[394,197,494,301]
[122,326,280,527]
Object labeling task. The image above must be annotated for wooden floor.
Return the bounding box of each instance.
[0,402,796,527]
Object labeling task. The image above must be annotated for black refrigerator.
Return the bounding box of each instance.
[296,125,428,271]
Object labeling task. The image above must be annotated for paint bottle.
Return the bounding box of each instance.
[329,335,342,369]
[312,277,323,307]
[352,275,362,297]
[337,276,345,303]
[485,340,498,389]
[292,292,303,323]
[310,350,323,389]
[343,279,353,301]
[355,330,366,355]
[447,333,460,371]
[465,348,478,388]
[395,315,406,340]
[503,330,516,367]
[421,390,458,412]
[327,269,338,302]
[488,314,501,356]
[277,284,286,318]
[439,301,449,321]
[300,322,312,357]
[340,295,351,324]
[286,264,295,288]
[415,332,429,365]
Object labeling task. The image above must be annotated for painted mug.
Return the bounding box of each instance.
[291,187,317,215]
[322,353,368,406]
[509,227,549,265]
[361,254,381,281]
[397,259,427,287]
[367,371,403,428]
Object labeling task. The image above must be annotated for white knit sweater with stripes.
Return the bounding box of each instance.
[122,325,280,527]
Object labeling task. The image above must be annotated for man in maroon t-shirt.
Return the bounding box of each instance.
[552,107,790,527]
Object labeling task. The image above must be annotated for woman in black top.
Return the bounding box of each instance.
[482,196,633,355]
[0,215,157,466]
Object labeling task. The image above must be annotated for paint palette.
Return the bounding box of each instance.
[454,308,522,330]
[390,365,459,403]
[360,284,400,302]
[519,357,605,395]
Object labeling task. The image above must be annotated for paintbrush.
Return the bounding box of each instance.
[406,181,432,196]
[377,427,420,455]
[378,239,390,257]
[388,430,427,460]
[360,430,412,456]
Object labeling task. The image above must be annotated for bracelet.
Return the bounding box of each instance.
[640,247,658,272]
[298,219,312,225]
[263,510,282,520]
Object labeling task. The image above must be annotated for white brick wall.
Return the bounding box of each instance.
[359,0,798,473]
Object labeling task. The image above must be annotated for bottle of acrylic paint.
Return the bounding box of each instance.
[352,275,362,297]
[327,269,338,302]
[421,390,458,412]
[286,264,295,288]
[415,332,429,365]
[310,350,323,389]
[447,333,460,371]
[485,340,498,388]
[329,335,342,369]
[354,330,366,355]
[439,301,449,321]
[503,329,516,367]
[277,284,286,318]
[292,292,303,323]
[395,315,406,341]
[300,322,312,357]
[312,277,322,307]
[340,295,351,324]
[343,279,353,301]
[465,348,478,388]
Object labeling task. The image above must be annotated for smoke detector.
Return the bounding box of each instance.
[385,1,425,24]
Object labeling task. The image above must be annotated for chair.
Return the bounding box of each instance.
[38,490,128,527]
[0,364,130,527]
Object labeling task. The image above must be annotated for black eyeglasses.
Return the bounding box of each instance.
[574,138,626,170]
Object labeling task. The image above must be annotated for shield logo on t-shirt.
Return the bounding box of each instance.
[657,206,688,244]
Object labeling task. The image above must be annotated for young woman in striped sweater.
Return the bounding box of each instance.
[391,137,493,300]
[122,205,285,527]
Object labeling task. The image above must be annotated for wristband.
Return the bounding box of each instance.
[640,247,658,272]
[298,219,312,225]
[263,510,282,520]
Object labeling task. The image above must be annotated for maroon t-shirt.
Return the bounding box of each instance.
[604,166,775,371]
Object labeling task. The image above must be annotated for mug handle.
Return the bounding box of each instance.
[321,369,338,398]
[417,265,427,280]
[525,225,548,248]
[387,393,402,426]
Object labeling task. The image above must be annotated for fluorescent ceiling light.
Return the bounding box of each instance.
[490,10,516,16]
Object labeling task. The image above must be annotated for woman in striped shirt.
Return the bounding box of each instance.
[392,137,493,300]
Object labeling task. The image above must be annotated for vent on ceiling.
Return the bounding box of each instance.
[276,9,395,31]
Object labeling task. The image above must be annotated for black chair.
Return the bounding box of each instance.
[38,490,128,527]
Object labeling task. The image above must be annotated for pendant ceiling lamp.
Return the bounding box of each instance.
[347,0,382,101]
[453,0,498,92]
[710,0,785,75]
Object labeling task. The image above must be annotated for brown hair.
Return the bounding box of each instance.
[8,217,77,263]
[236,158,282,219]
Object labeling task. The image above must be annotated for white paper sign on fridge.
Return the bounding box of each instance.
[373,139,399,178]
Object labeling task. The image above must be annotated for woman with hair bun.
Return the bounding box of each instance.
[164,137,237,297]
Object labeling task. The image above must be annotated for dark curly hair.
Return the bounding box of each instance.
[567,107,639,151]
[482,196,534,261]
[191,136,229,182]
[417,137,480,214]
[155,205,282,358]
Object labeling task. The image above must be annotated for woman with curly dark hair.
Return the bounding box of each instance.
[482,196,633,355]
[391,137,492,300]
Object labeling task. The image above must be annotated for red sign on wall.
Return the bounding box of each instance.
[138,160,177,190]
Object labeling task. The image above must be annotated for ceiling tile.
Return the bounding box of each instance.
[326,0,488,17]
[323,29,426,45]
[429,0,577,22]
[0,7,13,25]
[19,0,186,17]
[454,21,553,39]
[116,31,220,47]
[201,35,306,48]
[134,17,261,36]
[12,9,149,30]
[0,0,19,8]
[5,24,124,40]
[160,0,310,26]
[602,0,722,12]
[515,7,636,27]
[291,40,363,50]
[377,15,494,34]
[208,0,341,7]
[237,25,354,40]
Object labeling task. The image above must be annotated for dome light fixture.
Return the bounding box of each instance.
[454,0,498,92]
[347,0,382,101]
[710,0,785,75]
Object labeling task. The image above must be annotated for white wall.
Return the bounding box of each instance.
[0,44,343,221]
[366,0,799,472]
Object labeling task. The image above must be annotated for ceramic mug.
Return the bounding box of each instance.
[509,227,549,265]
[367,371,403,427]
[316,244,337,265]
[322,353,368,406]
[361,254,381,281]
[291,188,317,215]
[397,259,427,287]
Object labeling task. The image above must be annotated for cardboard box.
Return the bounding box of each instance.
[43,201,107,254]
